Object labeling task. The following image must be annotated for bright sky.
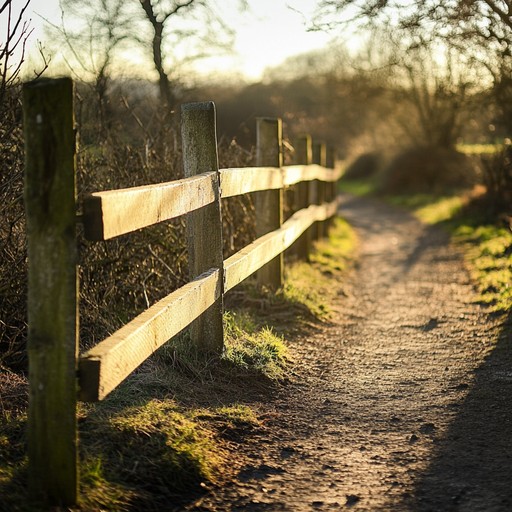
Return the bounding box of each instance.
[20,0,336,81]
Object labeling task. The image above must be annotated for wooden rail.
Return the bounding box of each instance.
[23,78,342,506]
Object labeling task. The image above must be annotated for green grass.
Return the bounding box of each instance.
[338,178,377,196]
[223,310,289,381]
[388,194,466,224]
[453,224,512,312]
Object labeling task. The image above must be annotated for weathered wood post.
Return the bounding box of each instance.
[181,102,224,355]
[23,78,78,506]
[295,135,312,260]
[326,146,337,231]
[255,117,284,290]
[313,142,327,239]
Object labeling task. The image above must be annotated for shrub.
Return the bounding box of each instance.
[0,87,27,371]
[343,151,382,180]
[377,146,479,194]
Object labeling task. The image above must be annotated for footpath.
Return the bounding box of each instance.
[187,194,512,511]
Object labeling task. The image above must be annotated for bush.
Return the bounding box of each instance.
[343,151,383,180]
[377,146,479,194]
[0,87,27,371]
[480,145,512,216]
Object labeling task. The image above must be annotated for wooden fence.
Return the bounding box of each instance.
[22,77,342,506]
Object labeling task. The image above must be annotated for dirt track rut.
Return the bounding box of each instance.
[188,194,512,511]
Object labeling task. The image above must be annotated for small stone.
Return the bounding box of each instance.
[419,423,436,435]
[346,494,361,506]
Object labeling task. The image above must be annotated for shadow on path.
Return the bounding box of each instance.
[412,311,512,511]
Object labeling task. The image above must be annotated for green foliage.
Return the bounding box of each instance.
[280,217,356,320]
[338,177,377,196]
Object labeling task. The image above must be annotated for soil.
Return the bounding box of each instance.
[184,194,512,511]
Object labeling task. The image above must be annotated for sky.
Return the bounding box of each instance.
[18,0,337,81]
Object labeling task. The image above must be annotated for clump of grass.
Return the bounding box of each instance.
[223,311,289,381]
[453,224,512,312]
[338,178,377,196]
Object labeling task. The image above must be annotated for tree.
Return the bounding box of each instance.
[314,1,512,133]
[1,0,49,104]
[54,0,243,113]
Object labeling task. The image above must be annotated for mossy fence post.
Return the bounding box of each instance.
[255,117,284,290]
[23,78,78,506]
[181,102,224,355]
[295,135,313,260]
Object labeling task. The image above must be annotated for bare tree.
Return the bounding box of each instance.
[135,0,242,111]
[138,0,195,110]
[46,0,134,139]
[54,0,244,115]
[314,0,512,133]
[0,0,48,105]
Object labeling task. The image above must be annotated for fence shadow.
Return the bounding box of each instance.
[411,311,512,511]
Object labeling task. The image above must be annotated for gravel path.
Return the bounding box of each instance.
[187,194,512,511]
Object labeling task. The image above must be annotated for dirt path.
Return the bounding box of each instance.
[187,195,512,511]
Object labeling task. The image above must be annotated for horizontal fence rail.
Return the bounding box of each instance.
[23,79,342,506]
[83,165,342,240]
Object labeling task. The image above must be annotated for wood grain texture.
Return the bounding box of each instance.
[181,101,224,354]
[83,172,216,240]
[79,269,221,401]
[282,164,342,186]
[220,166,282,197]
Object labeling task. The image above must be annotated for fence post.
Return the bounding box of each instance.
[313,142,327,239]
[181,102,224,355]
[255,118,284,290]
[295,135,312,260]
[326,146,337,231]
[23,78,78,506]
